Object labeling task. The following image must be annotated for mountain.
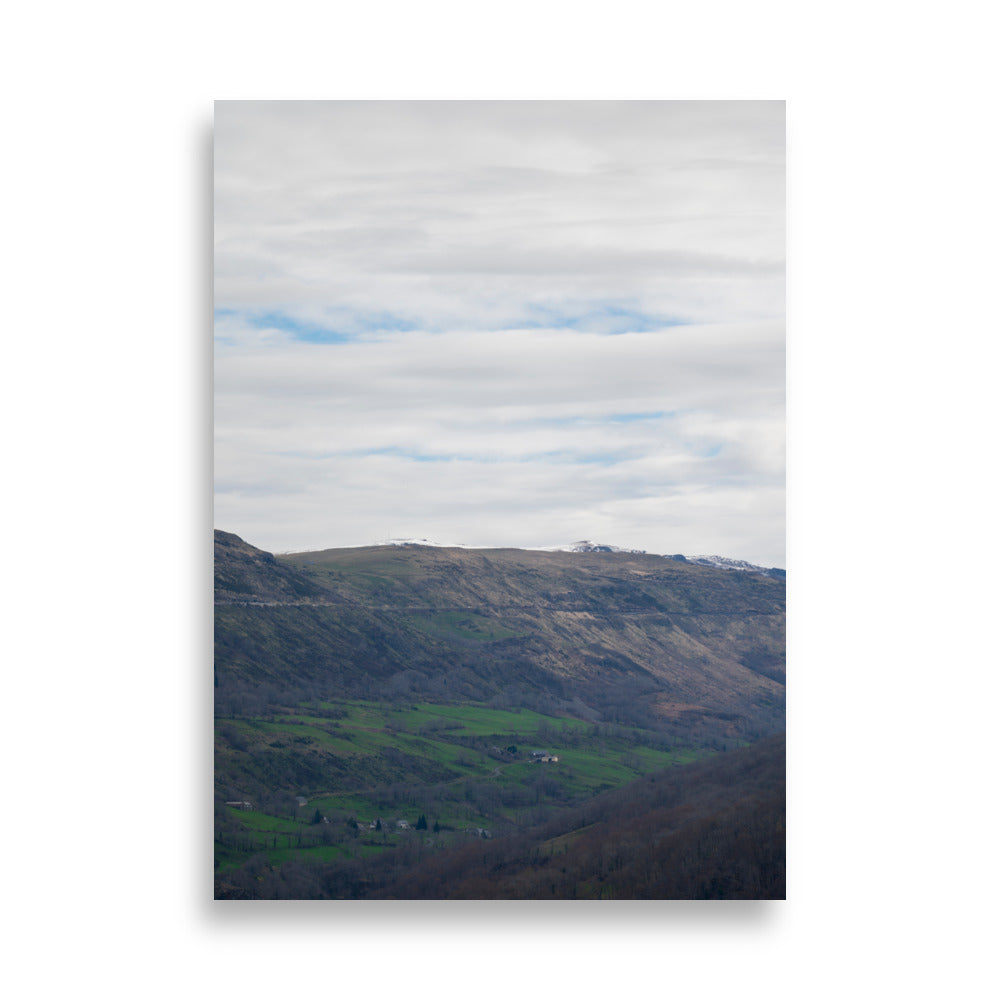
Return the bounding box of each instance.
[684,554,786,579]
[549,540,648,554]
[214,529,785,898]
[215,530,785,742]
[373,536,785,577]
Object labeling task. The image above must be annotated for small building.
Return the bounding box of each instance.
[295,796,309,807]
[225,800,252,810]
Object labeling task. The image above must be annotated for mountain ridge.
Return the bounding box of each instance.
[214,528,786,899]
[214,530,785,743]
[276,535,786,578]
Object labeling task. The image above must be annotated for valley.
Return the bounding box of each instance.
[214,530,786,899]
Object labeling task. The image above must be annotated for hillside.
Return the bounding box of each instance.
[365,732,786,900]
[216,732,785,900]
[215,532,784,741]
[214,530,785,898]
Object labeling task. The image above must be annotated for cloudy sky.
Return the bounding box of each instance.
[215,101,785,566]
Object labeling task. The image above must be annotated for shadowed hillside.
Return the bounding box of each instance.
[215,532,785,743]
[216,732,785,900]
[367,732,786,900]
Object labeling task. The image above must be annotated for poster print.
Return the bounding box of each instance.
[214,101,785,899]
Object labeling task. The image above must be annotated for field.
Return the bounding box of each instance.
[215,699,710,873]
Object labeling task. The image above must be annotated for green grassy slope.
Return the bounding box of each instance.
[216,732,784,900]
[215,699,707,864]
[215,533,785,740]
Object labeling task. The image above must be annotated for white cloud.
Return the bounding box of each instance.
[215,102,785,565]
[215,101,784,330]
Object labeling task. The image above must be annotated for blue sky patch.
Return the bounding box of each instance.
[215,303,685,340]
[606,410,672,423]
[510,410,676,429]
[518,303,688,335]
[214,308,420,342]
[277,445,638,467]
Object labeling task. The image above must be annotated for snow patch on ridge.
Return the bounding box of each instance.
[687,555,786,578]
[376,537,474,549]
[369,538,784,576]
[535,540,648,554]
